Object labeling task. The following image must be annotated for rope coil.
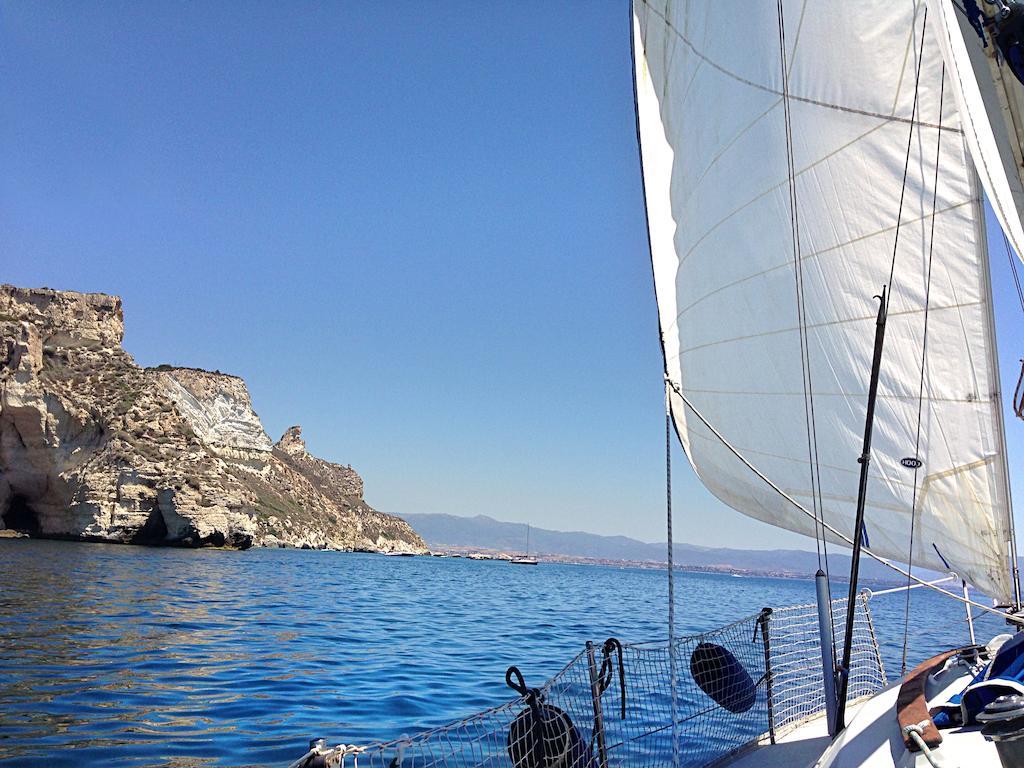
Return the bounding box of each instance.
[597,638,627,720]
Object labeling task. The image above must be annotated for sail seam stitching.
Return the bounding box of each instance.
[676,299,985,355]
[686,433,996,498]
[671,201,974,321]
[637,0,961,133]
[678,388,991,403]
[671,200,976,323]
[674,123,964,271]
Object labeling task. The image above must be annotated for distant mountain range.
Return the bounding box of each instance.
[399,512,945,584]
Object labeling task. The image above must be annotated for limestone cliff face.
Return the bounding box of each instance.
[0,285,427,553]
[156,368,273,453]
[276,426,363,497]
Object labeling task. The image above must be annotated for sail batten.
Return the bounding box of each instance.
[634,0,1016,602]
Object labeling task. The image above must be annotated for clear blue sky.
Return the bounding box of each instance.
[2,1,1022,551]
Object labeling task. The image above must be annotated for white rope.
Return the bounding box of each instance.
[666,379,1024,626]
[903,724,947,768]
[320,743,366,768]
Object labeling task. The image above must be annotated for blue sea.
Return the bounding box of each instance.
[0,539,1001,766]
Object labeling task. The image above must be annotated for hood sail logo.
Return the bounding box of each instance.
[901,457,923,469]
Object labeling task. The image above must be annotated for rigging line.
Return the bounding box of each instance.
[630,15,683,742]
[1005,229,1024,315]
[777,0,836,669]
[628,0,674,390]
[664,382,679,768]
[777,0,825,571]
[776,7,817,554]
[886,7,929,298]
[665,378,1024,625]
[676,298,985,355]
[902,64,945,678]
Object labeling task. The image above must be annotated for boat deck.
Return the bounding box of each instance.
[715,713,833,768]
[718,681,999,767]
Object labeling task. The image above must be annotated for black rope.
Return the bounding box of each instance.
[505,666,547,768]
[598,638,627,720]
[1014,358,1024,421]
[901,64,945,677]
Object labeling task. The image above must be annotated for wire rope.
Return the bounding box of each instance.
[665,382,679,768]
[902,64,945,677]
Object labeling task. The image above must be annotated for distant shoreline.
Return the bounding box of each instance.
[0,533,909,587]
[415,545,905,586]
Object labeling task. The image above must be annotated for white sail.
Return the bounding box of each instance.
[633,0,1016,601]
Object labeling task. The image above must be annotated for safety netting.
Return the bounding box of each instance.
[294,595,885,768]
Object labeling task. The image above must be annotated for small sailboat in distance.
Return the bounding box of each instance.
[509,523,538,565]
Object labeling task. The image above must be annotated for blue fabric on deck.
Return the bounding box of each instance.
[932,710,955,729]
[934,634,1024,728]
[932,663,987,728]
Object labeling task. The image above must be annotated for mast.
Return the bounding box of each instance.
[834,287,888,734]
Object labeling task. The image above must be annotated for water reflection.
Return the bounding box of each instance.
[0,539,991,766]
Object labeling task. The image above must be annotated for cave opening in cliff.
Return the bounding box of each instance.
[2,494,41,535]
[131,505,169,545]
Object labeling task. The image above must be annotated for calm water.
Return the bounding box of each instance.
[0,539,1000,766]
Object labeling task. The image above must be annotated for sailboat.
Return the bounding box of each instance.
[290,2,1024,767]
[510,524,539,565]
[633,0,1024,764]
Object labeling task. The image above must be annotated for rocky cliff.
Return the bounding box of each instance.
[0,285,427,552]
